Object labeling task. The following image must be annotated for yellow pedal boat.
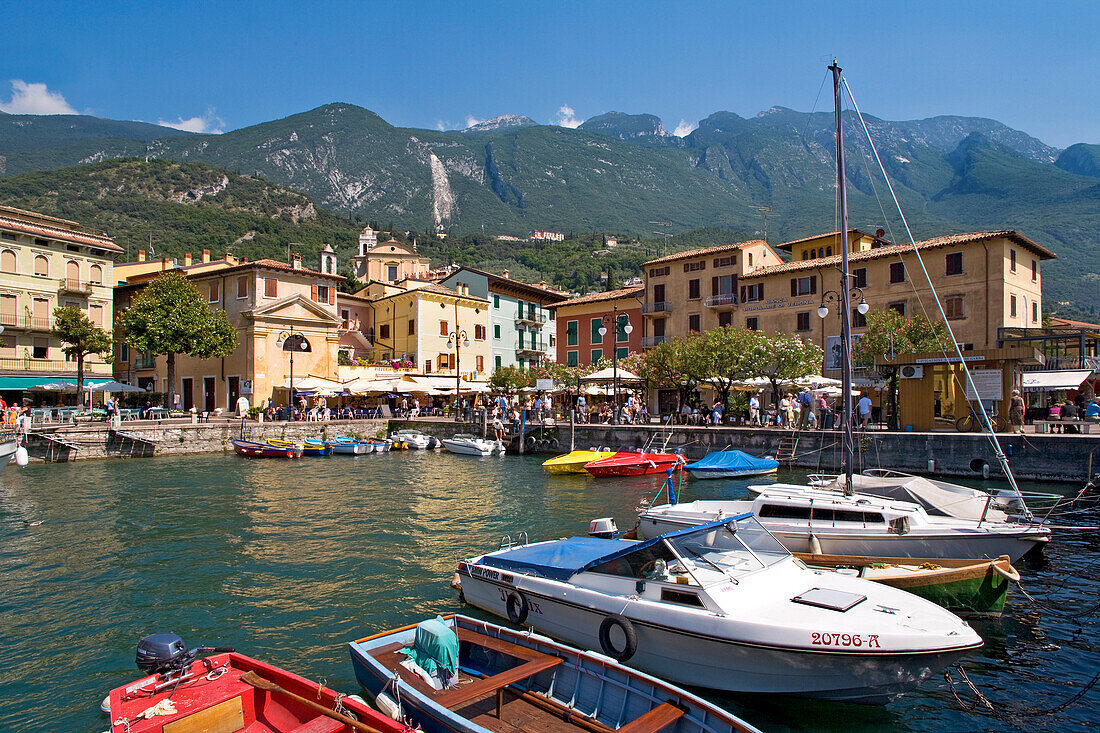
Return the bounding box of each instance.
[542,448,616,474]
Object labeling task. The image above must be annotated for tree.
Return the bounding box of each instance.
[488,365,534,394]
[747,332,823,405]
[635,339,698,414]
[116,272,237,407]
[52,306,113,402]
[853,310,948,428]
[684,328,755,408]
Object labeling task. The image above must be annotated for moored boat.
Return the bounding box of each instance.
[684,449,778,480]
[584,450,684,477]
[391,429,439,450]
[232,439,301,458]
[442,434,502,456]
[367,438,392,453]
[349,613,764,733]
[330,436,372,454]
[542,447,616,474]
[105,633,413,733]
[457,515,982,702]
[267,438,331,457]
[794,552,1019,616]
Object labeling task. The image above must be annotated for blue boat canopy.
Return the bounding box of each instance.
[685,450,778,473]
[477,515,752,582]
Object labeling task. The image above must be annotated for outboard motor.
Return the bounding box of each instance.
[589,518,618,538]
[136,633,189,674]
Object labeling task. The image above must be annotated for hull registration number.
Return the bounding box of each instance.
[811,632,880,648]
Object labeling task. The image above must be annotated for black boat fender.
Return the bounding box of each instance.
[506,591,529,624]
[598,615,638,661]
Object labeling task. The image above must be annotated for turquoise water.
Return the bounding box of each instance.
[0,451,1097,731]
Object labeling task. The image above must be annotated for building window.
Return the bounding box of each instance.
[616,346,628,359]
[591,318,603,344]
[518,330,524,349]
[380,324,391,339]
[425,359,432,373]
[688,279,700,300]
[1032,301,1039,322]
[648,266,670,277]
[495,355,502,368]
[89,304,103,326]
[945,252,963,275]
[386,264,398,281]
[718,311,732,327]
[339,309,350,329]
[493,294,499,308]
[713,274,734,296]
[945,295,965,320]
[1009,294,1017,318]
[476,355,484,372]
[235,276,248,299]
[0,231,14,241]
[740,283,764,302]
[796,312,810,331]
[791,276,817,296]
[440,320,448,336]
[688,313,700,332]
[264,278,277,297]
[852,308,867,328]
[802,251,810,261]
[1031,259,1038,282]
[889,262,906,284]
[89,264,103,284]
[119,343,129,363]
[33,337,49,359]
[493,324,501,339]
[746,317,758,331]
[853,267,867,288]
[748,253,753,267]
[209,281,220,302]
[713,255,736,267]
[0,249,14,273]
[474,324,486,340]
[683,261,706,272]
[1010,249,1017,273]
[517,358,524,370]
[566,320,578,346]
[615,313,628,342]
[826,246,832,256]
[34,255,49,276]
[316,285,329,303]
[889,301,906,316]
[567,350,578,366]
[591,349,602,364]
[407,319,415,335]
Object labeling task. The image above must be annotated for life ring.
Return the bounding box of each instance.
[506,591,529,624]
[598,615,638,662]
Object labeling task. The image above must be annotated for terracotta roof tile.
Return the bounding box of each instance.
[773,229,880,250]
[189,258,345,282]
[0,212,122,253]
[641,240,765,267]
[742,231,1056,279]
[550,286,644,309]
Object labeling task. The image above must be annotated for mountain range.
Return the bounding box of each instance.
[0,104,1097,312]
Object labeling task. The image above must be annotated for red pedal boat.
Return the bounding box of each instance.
[584,450,685,477]
[232,439,302,458]
[106,634,413,733]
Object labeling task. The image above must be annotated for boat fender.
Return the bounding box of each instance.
[375,692,403,720]
[598,615,638,662]
[992,558,1021,583]
[809,533,822,555]
[549,439,560,450]
[526,436,537,448]
[100,694,110,714]
[14,446,29,467]
[506,591,529,624]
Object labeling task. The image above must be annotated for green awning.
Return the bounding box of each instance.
[0,377,76,390]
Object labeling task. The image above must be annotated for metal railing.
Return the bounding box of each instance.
[59,278,94,294]
[641,335,669,348]
[515,345,547,356]
[515,312,547,325]
[641,301,672,315]
[0,357,112,374]
[0,313,52,330]
[704,293,738,308]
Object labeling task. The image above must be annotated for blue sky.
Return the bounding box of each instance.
[2,1,1096,147]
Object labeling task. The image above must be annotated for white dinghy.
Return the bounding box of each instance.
[456,515,982,703]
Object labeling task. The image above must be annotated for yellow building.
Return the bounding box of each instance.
[0,205,118,392]
[350,226,431,283]
[114,252,343,411]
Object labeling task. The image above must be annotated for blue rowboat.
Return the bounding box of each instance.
[349,613,762,733]
[330,436,372,455]
[684,449,778,480]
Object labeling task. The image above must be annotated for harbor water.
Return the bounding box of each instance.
[1,451,1097,731]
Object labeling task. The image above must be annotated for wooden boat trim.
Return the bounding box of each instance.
[794,553,1017,587]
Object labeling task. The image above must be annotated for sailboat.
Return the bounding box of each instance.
[638,61,1050,561]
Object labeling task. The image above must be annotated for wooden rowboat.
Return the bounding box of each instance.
[794,552,1019,616]
[267,438,332,456]
[232,439,301,458]
[106,650,414,733]
[349,613,763,733]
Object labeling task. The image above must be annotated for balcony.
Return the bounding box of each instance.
[515,345,547,358]
[641,335,669,348]
[0,313,52,330]
[0,357,113,375]
[704,293,738,309]
[59,278,94,295]
[641,301,673,316]
[515,312,547,327]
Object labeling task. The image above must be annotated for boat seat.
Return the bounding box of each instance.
[435,629,563,714]
[288,715,346,733]
[616,702,687,733]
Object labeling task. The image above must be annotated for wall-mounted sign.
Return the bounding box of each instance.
[964,369,1003,401]
[536,379,555,391]
[241,380,253,395]
[825,334,864,370]
[743,297,816,313]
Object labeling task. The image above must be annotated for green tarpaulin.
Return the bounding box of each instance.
[0,377,73,391]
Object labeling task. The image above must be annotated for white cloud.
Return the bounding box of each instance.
[157,108,224,134]
[435,120,447,131]
[0,80,77,115]
[554,104,582,128]
[464,115,483,129]
[672,118,697,137]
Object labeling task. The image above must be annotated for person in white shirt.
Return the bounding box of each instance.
[749,394,761,425]
[857,393,873,429]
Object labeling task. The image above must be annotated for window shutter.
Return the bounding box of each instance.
[329,287,335,305]
[740,285,746,302]
[790,279,797,297]
[311,284,318,301]
[712,276,719,296]
[810,276,817,294]
[759,283,764,298]
[683,263,690,273]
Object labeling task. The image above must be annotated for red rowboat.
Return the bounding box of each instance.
[232,439,302,458]
[584,450,685,477]
[106,648,413,733]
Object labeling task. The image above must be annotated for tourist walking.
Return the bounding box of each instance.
[857,392,873,429]
[749,394,761,425]
[817,392,830,430]
[796,388,812,429]
[778,394,791,428]
[1009,389,1026,433]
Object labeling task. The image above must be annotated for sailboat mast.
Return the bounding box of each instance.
[830,61,856,495]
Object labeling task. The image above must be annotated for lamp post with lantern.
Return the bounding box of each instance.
[446,327,469,420]
[816,282,869,492]
[277,330,311,420]
[597,305,634,425]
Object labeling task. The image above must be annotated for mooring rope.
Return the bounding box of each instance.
[945,663,1100,719]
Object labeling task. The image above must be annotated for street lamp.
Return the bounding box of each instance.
[597,305,634,424]
[277,330,311,420]
[446,328,470,420]
[816,284,870,442]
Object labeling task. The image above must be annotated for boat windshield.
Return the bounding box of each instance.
[666,516,790,581]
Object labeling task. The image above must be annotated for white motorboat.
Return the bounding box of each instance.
[0,438,19,472]
[637,484,1049,562]
[390,429,439,450]
[457,515,982,703]
[441,433,504,456]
